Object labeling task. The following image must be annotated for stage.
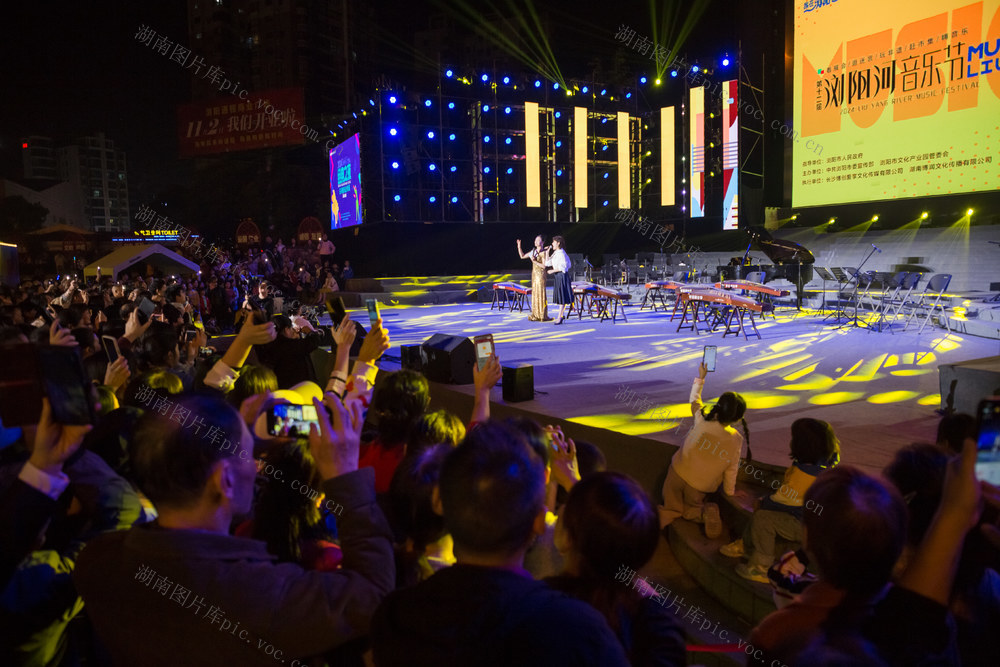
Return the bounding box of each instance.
[352,292,1000,480]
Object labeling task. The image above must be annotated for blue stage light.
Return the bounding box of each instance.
[449,133,456,140]
[601,144,608,151]
[389,127,397,136]
[369,99,374,106]
[603,172,609,178]
[481,73,489,82]
[556,169,563,176]
[555,111,561,118]
[692,65,700,73]
[557,198,564,204]
[582,86,589,93]
[450,165,457,172]
[553,82,559,90]
[670,70,678,77]
[640,76,647,84]
[484,166,491,174]
[424,99,432,107]
[427,131,435,139]
[625,92,632,99]
[451,196,458,203]
[603,200,609,206]
[429,163,437,171]
[502,76,511,84]
[393,194,401,201]
[534,80,542,88]
[600,88,607,95]
[482,104,490,112]
[504,106,512,114]
[484,135,491,143]
[505,137,512,144]
[445,69,453,78]
[484,197,491,204]
[508,197,516,204]
[506,167,513,174]
[429,196,437,203]
[448,101,455,109]
[389,95,397,103]
[352,112,357,118]
[722,57,730,67]
[391,161,399,169]
[556,140,562,147]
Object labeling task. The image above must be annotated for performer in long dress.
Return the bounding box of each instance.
[516,236,552,321]
[547,236,573,325]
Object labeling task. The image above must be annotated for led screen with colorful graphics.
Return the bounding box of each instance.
[793,0,1000,207]
[328,134,363,229]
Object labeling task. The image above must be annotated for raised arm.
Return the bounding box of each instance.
[470,354,502,425]
[516,239,533,260]
[690,362,707,416]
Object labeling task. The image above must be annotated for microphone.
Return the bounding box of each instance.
[871,243,882,254]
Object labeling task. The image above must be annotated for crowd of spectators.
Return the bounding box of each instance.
[0,253,998,666]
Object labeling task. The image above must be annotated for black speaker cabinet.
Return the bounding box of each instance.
[421,334,475,384]
[502,364,534,402]
[401,344,424,372]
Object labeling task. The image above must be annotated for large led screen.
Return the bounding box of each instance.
[793,0,1000,207]
[329,133,363,229]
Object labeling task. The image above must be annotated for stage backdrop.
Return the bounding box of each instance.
[793,0,1000,207]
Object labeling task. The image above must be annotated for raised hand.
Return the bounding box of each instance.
[309,394,366,480]
[357,320,390,364]
[29,398,92,475]
[547,425,581,490]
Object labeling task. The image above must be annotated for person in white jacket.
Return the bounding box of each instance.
[659,362,749,538]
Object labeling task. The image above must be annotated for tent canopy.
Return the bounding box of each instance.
[27,224,95,236]
[83,244,199,280]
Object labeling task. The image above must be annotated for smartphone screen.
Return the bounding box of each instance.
[267,403,319,438]
[183,329,197,343]
[975,398,1000,485]
[138,297,156,324]
[0,345,44,426]
[38,346,94,425]
[102,335,121,364]
[703,345,717,372]
[473,334,495,371]
[326,296,347,327]
[366,299,380,327]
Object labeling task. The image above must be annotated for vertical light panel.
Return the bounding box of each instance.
[722,80,739,230]
[660,106,675,206]
[617,112,630,210]
[689,86,705,218]
[574,106,588,209]
[524,102,540,207]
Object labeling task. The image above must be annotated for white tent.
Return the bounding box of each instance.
[83,244,199,280]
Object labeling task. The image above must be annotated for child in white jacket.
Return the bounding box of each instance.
[659,362,749,537]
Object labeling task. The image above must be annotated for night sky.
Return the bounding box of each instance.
[0,0,734,209]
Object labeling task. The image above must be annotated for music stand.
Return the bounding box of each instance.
[835,248,880,330]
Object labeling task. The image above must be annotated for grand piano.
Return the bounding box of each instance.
[735,227,815,309]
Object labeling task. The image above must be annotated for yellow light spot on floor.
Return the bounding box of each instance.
[918,394,941,406]
[890,369,932,377]
[808,391,865,406]
[776,375,837,392]
[567,414,681,437]
[867,390,919,404]
[916,352,937,365]
[739,393,800,409]
[782,362,819,381]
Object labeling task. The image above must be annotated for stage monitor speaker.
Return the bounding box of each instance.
[502,364,534,402]
[939,356,1000,415]
[401,344,424,372]
[421,334,475,384]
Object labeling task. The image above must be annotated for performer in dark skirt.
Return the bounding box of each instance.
[546,235,573,324]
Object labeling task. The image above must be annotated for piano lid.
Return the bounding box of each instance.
[747,226,814,264]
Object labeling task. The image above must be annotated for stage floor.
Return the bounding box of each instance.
[361,300,1000,474]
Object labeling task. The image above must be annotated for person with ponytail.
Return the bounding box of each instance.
[547,472,686,666]
[360,369,431,494]
[240,441,342,571]
[720,418,840,583]
[659,362,748,538]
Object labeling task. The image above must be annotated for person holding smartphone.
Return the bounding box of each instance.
[255,314,326,388]
[545,236,573,325]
